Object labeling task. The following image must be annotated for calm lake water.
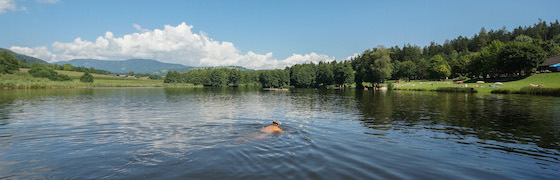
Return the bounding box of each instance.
[0,88,559,179]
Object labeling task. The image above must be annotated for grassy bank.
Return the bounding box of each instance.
[0,69,200,89]
[390,73,560,95]
[491,87,560,96]
[435,87,477,93]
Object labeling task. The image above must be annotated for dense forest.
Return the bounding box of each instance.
[164,19,560,88]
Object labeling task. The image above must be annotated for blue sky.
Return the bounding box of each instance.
[1,0,559,69]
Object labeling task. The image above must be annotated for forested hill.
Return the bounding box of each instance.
[54,59,192,73]
[0,48,49,64]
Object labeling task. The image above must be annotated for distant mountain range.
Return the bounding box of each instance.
[0,48,49,64]
[55,59,254,74]
[54,59,193,74]
[1,48,254,74]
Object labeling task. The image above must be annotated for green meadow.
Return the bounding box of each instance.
[0,68,199,89]
[390,73,560,94]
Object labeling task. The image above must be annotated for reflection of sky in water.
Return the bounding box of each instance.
[0,88,559,179]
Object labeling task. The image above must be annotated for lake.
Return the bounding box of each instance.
[0,88,559,179]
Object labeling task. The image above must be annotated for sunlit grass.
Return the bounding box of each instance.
[389,73,560,94]
[1,69,200,89]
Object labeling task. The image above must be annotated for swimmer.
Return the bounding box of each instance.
[261,119,284,133]
[236,120,284,142]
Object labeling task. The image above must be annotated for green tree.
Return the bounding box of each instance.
[354,47,394,87]
[259,69,289,88]
[316,61,334,86]
[228,69,242,86]
[334,61,354,86]
[471,27,490,51]
[428,55,451,79]
[0,50,20,74]
[164,71,182,83]
[470,40,505,78]
[514,35,533,43]
[290,63,316,87]
[393,60,416,81]
[415,58,430,80]
[210,69,228,87]
[148,74,162,80]
[62,64,74,71]
[498,41,546,76]
[80,72,94,83]
[450,53,472,77]
[259,70,275,88]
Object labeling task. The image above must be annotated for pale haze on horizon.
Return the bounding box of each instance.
[1,0,559,69]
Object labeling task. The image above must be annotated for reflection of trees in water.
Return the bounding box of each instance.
[163,87,262,101]
[354,90,394,131]
[0,94,16,126]
[286,89,358,119]
[354,91,560,150]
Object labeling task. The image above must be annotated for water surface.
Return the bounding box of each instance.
[0,88,559,179]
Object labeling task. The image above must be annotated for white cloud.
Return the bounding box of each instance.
[0,0,57,14]
[36,0,59,4]
[0,0,17,14]
[344,53,360,60]
[10,46,57,60]
[132,23,149,33]
[10,22,335,69]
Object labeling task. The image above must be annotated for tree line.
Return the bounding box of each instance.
[354,20,559,88]
[48,64,112,75]
[387,20,559,80]
[163,61,355,88]
[164,19,560,88]
[164,68,260,87]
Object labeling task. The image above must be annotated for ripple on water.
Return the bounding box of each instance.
[0,88,558,179]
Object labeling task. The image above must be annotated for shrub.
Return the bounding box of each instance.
[80,72,94,83]
[518,87,560,96]
[435,87,477,93]
[0,50,20,74]
[56,74,71,81]
[491,87,560,96]
[31,69,57,80]
[490,89,511,94]
[27,64,70,81]
[148,74,163,80]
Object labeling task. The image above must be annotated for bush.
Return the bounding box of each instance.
[435,87,477,93]
[490,89,511,94]
[518,87,560,96]
[80,72,94,83]
[27,63,71,81]
[0,50,20,74]
[491,87,560,96]
[148,74,163,80]
[56,74,71,81]
[32,69,57,80]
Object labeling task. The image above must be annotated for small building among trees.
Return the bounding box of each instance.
[539,56,560,72]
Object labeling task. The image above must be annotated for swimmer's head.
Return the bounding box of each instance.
[273,119,281,126]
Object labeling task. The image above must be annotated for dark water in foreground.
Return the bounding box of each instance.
[0,88,559,179]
